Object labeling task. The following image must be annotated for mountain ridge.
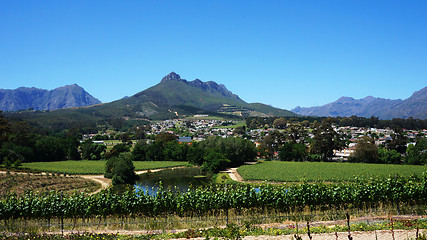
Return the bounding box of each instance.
[4,73,297,130]
[292,86,427,119]
[0,84,101,111]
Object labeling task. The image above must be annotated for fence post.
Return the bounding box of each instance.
[346,212,353,240]
[391,216,395,240]
[307,221,312,240]
[61,191,64,235]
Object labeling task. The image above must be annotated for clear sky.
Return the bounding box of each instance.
[1,1,426,110]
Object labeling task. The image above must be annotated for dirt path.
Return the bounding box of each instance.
[78,175,111,194]
[42,228,425,240]
[221,167,245,182]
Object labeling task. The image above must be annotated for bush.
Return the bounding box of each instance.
[105,155,136,185]
[201,150,230,173]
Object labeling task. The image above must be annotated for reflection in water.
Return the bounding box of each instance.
[134,167,209,195]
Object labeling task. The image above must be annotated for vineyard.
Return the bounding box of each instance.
[21,161,190,175]
[0,173,100,197]
[0,174,426,233]
[238,161,427,182]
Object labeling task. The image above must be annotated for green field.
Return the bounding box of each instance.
[22,161,191,175]
[214,121,246,129]
[238,161,427,182]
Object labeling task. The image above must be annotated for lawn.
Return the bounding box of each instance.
[238,161,427,182]
[22,161,191,175]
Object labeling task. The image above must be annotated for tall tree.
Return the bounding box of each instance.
[386,127,408,154]
[310,119,346,160]
[261,131,286,159]
[349,136,378,163]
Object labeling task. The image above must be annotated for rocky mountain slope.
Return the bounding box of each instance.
[0,84,101,111]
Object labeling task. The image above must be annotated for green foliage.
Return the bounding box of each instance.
[197,137,257,168]
[378,148,402,164]
[238,161,427,182]
[154,132,178,145]
[348,136,379,163]
[310,120,346,160]
[405,139,427,165]
[105,143,131,159]
[0,175,425,221]
[34,136,67,162]
[201,150,230,173]
[278,142,307,161]
[163,141,188,162]
[105,155,136,185]
[261,131,286,159]
[145,141,164,161]
[132,141,148,161]
[80,140,106,160]
[386,127,408,154]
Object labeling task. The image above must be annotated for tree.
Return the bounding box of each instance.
[155,132,178,145]
[132,141,148,161]
[310,119,346,161]
[273,118,287,129]
[163,141,188,162]
[186,142,205,166]
[405,139,427,165]
[386,127,407,154]
[378,148,402,164]
[285,124,308,144]
[348,136,378,163]
[0,111,10,147]
[81,140,107,160]
[105,155,136,185]
[278,142,307,161]
[261,131,286,159]
[134,127,146,140]
[120,133,132,145]
[201,150,230,173]
[145,141,164,161]
[34,136,67,162]
[105,143,131,159]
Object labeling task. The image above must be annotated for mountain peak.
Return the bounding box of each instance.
[161,72,182,82]
[0,85,101,111]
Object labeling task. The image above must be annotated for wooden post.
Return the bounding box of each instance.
[307,221,312,240]
[346,212,353,240]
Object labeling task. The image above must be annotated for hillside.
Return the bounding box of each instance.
[5,73,297,129]
[0,84,101,111]
[292,86,427,119]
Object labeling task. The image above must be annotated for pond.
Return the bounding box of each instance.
[134,167,210,195]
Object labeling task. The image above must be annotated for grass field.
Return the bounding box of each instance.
[238,161,427,182]
[214,121,246,129]
[22,161,191,175]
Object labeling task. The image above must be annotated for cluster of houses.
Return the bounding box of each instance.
[83,116,427,160]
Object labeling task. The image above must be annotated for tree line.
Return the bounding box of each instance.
[246,116,427,130]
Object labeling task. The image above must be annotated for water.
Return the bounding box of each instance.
[134,167,209,195]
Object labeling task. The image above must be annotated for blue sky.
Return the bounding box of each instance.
[1,1,426,110]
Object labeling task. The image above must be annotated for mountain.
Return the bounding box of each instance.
[102,72,297,119]
[0,84,101,111]
[5,73,297,129]
[292,86,427,119]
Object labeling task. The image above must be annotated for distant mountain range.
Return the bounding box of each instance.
[0,84,101,111]
[4,73,297,128]
[292,86,427,119]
